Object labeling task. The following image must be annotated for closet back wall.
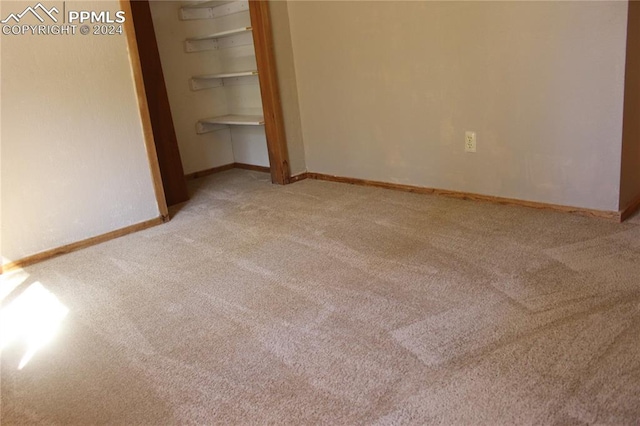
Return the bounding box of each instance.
[286,1,628,211]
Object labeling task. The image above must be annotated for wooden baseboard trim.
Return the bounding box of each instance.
[289,172,309,183]
[185,163,271,180]
[306,172,621,221]
[233,163,271,173]
[185,163,235,180]
[0,216,165,274]
[620,194,640,222]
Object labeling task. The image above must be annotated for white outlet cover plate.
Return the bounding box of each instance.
[465,131,476,152]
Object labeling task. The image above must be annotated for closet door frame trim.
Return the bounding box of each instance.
[121,0,169,218]
[249,0,291,184]
[123,0,291,195]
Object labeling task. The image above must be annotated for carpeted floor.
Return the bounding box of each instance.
[2,169,640,425]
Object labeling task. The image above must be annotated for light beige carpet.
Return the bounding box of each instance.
[2,169,640,425]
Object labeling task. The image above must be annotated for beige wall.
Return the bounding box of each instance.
[620,0,640,210]
[269,0,306,176]
[1,1,160,263]
[286,1,628,211]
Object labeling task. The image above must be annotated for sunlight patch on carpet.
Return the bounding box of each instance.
[1,281,69,369]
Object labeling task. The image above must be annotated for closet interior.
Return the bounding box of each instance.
[147,0,283,190]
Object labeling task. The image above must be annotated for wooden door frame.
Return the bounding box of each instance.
[249,0,291,184]
[128,0,190,207]
[121,0,169,219]
[123,0,292,200]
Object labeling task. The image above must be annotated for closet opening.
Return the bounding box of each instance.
[127,0,291,210]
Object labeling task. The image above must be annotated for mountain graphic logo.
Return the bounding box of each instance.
[1,3,59,24]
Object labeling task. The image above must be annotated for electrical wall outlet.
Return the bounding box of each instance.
[465,131,476,152]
